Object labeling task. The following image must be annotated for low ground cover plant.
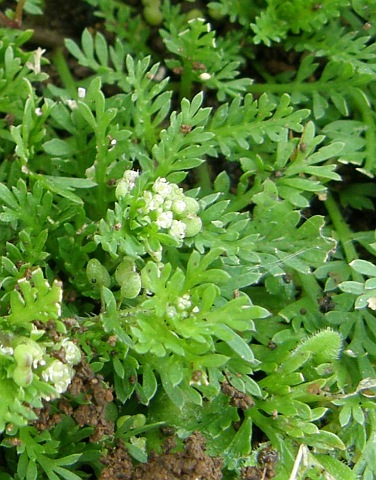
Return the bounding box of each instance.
[0,0,376,478]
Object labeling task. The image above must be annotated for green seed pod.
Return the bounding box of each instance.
[143,5,163,26]
[172,199,187,216]
[120,272,142,299]
[186,9,204,21]
[208,7,225,20]
[86,258,111,288]
[12,366,33,387]
[183,196,200,215]
[115,257,137,285]
[14,344,33,368]
[141,0,160,6]
[182,215,202,237]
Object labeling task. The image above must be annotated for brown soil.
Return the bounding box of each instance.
[99,432,223,480]
[31,356,115,444]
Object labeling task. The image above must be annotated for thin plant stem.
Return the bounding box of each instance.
[248,80,368,95]
[179,60,194,101]
[15,0,26,26]
[350,88,376,174]
[195,161,212,194]
[51,48,77,98]
[324,192,363,281]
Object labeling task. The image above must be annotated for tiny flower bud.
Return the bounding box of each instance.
[153,177,173,198]
[60,339,81,365]
[115,170,139,198]
[67,99,78,110]
[199,72,212,81]
[177,294,192,311]
[367,297,376,310]
[78,87,86,98]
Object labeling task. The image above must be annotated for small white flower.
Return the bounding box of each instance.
[170,183,183,197]
[149,194,165,211]
[367,297,376,310]
[42,360,62,381]
[42,360,74,394]
[156,211,173,229]
[60,339,81,365]
[78,87,86,98]
[199,72,212,81]
[26,47,46,74]
[142,191,164,212]
[124,169,139,184]
[109,138,117,150]
[189,370,209,386]
[116,170,139,198]
[66,99,78,110]
[147,65,167,82]
[153,177,173,198]
[166,306,178,318]
[169,220,186,240]
[35,108,43,117]
[177,294,191,311]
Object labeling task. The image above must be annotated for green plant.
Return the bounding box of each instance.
[0,0,376,479]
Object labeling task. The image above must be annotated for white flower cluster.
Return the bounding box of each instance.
[166,293,200,320]
[42,360,75,394]
[116,172,202,243]
[41,340,81,396]
[59,338,82,364]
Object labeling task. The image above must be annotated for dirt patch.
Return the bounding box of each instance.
[99,432,223,480]
[241,447,279,479]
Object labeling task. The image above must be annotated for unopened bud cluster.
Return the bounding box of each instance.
[166,293,200,320]
[116,172,202,244]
